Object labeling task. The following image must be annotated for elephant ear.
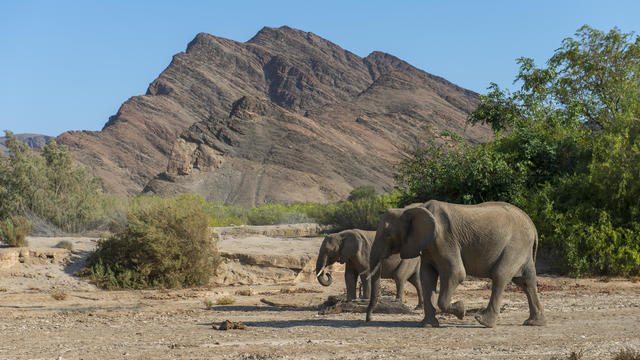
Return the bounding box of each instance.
[400,207,438,259]
[339,231,361,263]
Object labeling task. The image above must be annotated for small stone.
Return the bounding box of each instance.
[220,320,233,330]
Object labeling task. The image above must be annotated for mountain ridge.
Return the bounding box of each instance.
[57,25,491,203]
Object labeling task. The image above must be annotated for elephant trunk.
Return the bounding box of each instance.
[315,252,333,287]
[366,241,385,322]
[366,264,381,322]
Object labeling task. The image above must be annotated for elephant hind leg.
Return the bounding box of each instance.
[514,262,546,326]
[475,275,507,328]
[345,270,358,301]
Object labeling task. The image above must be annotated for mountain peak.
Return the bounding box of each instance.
[58,26,489,199]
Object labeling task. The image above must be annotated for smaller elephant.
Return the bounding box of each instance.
[315,229,423,307]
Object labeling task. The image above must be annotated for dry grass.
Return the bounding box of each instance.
[51,290,67,301]
[203,298,214,310]
[215,296,236,305]
[551,351,584,360]
[279,287,322,294]
[235,289,253,296]
[54,240,74,251]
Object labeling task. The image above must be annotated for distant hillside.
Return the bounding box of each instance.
[57,26,491,204]
[0,134,53,155]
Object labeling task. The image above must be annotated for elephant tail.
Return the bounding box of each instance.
[532,229,539,263]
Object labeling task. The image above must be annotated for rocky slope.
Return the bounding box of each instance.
[58,26,491,202]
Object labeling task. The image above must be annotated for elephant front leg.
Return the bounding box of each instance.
[345,269,358,301]
[419,262,439,328]
[437,267,466,321]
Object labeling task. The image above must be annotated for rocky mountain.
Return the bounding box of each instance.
[0,134,53,155]
[57,26,491,204]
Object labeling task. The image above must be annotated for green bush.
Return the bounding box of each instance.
[396,135,526,205]
[0,216,32,247]
[203,201,248,227]
[325,192,401,231]
[347,186,377,201]
[82,194,222,289]
[247,203,290,225]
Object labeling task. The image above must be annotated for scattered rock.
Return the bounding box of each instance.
[214,320,247,330]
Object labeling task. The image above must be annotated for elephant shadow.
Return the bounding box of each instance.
[218,319,419,328]
[200,317,484,329]
[211,305,317,312]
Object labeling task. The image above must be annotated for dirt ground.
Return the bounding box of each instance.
[1,235,639,360]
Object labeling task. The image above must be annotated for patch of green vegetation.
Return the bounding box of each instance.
[0,216,31,247]
[397,26,640,276]
[0,131,125,234]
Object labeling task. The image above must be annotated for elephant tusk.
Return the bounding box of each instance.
[316,267,326,277]
[365,263,381,280]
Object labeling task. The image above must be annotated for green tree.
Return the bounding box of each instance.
[0,131,106,232]
[398,26,640,276]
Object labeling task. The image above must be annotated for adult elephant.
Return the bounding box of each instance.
[366,200,546,328]
[316,229,423,307]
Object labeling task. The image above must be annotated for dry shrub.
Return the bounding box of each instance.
[51,290,67,301]
[203,298,214,310]
[54,240,73,251]
[0,216,32,247]
[216,296,235,305]
[614,349,640,360]
[81,195,222,289]
[551,351,583,360]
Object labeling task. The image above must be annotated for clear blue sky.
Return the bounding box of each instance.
[1,0,638,136]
